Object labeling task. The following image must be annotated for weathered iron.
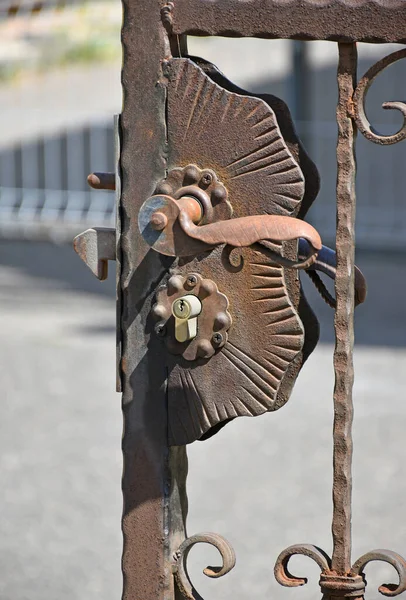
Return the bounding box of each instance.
[353,48,406,146]
[73,227,115,280]
[139,191,322,261]
[152,272,232,360]
[71,0,406,598]
[165,0,406,43]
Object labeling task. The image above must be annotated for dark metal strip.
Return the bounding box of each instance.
[114,115,122,394]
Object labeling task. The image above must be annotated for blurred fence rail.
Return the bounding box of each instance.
[0,121,115,241]
[0,0,110,17]
[0,3,404,249]
[1,119,405,249]
[1,1,70,17]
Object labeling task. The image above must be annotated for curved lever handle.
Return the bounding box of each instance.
[299,239,367,307]
[139,193,322,267]
[179,206,322,269]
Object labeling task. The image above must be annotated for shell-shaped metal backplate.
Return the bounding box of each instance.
[160,58,320,446]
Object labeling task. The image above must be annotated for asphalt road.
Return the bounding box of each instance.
[0,241,405,600]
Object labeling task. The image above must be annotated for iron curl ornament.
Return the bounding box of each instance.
[274,544,331,587]
[351,550,406,598]
[274,544,406,599]
[353,48,406,145]
[173,533,236,600]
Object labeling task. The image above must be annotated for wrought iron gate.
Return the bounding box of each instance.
[74,2,406,598]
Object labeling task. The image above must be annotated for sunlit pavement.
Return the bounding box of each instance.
[0,241,405,600]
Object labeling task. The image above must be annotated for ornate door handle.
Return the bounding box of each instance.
[139,191,322,268]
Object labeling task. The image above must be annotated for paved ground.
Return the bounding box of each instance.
[0,240,405,600]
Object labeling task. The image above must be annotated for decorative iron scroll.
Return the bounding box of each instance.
[271,42,406,600]
[114,1,406,598]
[353,48,406,145]
[173,533,236,600]
[274,545,406,598]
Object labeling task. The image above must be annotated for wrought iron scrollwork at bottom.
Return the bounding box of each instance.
[275,544,406,598]
[173,533,236,600]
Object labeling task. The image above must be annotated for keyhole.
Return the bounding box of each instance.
[179,300,185,313]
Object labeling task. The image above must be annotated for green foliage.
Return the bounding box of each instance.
[0,1,121,83]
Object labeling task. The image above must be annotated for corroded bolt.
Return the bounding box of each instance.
[150,211,168,231]
[155,322,166,337]
[201,173,212,186]
[212,332,223,346]
[187,275,198,287]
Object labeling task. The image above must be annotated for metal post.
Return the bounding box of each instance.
[331,41,357,576]
[119,2,186,598]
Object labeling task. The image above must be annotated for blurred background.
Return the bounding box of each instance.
[0,2,405,599]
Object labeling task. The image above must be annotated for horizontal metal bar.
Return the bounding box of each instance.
[168,0,406,43]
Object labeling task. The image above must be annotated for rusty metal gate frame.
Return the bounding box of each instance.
[75,1,406,599]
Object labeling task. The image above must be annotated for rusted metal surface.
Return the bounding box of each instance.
[273,41,406,600]
[73,227,115,280]
[140,187,322,263]
[353,48,406,146]
[274,42,360,598]
[331,42,358,576]
[173,533,236,600]
[155,165,233,224]
[150,56,324,446]
[275,545,406,598]
[119,0,178,598]
[351,550,406,597]
[274,544,331,587]
[153,272,231,361]
[179,209,321,255]
[69,0,406,597]
[166,0,406,43]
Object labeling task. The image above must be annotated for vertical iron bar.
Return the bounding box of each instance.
[332,42,357,575]
[120,1,179,599]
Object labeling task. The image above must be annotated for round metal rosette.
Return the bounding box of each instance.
[154,164,232,225]
[138,164,233,257]
[151,272,232,362]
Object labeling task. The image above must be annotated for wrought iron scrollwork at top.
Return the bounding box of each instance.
[353,48,406,145]
[274,544,406,598]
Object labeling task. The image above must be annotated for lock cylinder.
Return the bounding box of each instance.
[151,273,232,362]
[172,295,202,343]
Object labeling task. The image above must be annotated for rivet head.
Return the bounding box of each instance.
[186,275,198,287]
[155,322,167,337]
[150,211,168,231]
[201,173,213,186]
[212,332,224,346]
